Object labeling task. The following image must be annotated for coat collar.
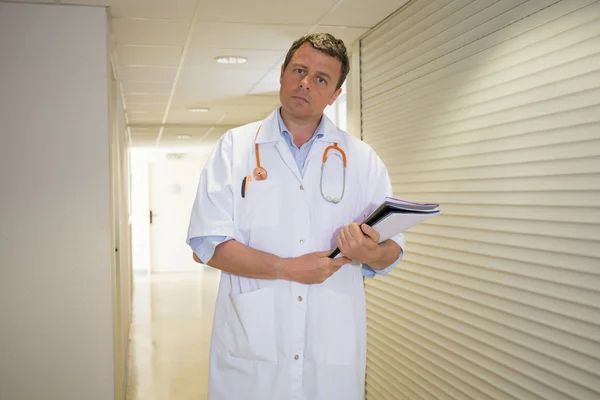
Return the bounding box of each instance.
[255,108,344,144]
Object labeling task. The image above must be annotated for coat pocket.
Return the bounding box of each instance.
[223,287,277,363]
[313,287,357,366]
[239,180,281,230]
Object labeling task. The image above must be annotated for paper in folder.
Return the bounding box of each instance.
[328,197,440,258]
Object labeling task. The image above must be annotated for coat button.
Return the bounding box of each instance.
[299,238,305,244]
[294,355,300,360]
[300,185,304,190]
[297,296,303,302]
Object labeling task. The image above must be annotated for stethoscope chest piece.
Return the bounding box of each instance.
[325,196,341,204]
[253,166,267,181]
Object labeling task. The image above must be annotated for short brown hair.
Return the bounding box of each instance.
[283,33,349,90]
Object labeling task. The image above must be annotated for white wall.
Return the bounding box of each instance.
[0,3,115,399]
[109,48,133,400]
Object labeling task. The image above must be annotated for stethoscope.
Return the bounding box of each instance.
[241,124,347,204]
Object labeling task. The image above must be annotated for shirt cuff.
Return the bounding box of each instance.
[189,235,233,264]
[362,248,404,278]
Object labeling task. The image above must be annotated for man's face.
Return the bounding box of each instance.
[279,43,343,121]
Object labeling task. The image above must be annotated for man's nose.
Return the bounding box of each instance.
[299,75,311,90]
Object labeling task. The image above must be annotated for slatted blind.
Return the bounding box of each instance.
[360,0,600,399]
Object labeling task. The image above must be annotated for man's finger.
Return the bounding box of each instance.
[361,224,380,242]
[332,256,351,267]
[347,223,363,240]
[340,228,351,248]
[337,235,344,251]
[316,250,333,258]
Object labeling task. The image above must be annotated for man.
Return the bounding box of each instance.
[187,33,404,400]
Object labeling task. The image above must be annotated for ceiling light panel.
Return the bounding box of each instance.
[162,126,212,137]
[166,112,221,125]
[186,47,283,69]
[214,56,247,64]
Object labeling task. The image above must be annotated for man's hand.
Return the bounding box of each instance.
[337,223,381,264]
[279,251,351,284]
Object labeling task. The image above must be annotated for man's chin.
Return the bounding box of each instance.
[290,110,315,120]
[281,104,321,121]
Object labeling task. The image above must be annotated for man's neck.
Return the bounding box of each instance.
[280,107,321,148]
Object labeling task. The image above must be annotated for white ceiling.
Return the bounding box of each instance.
[3,0,409,150]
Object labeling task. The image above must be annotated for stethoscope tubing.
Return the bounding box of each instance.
[243,123,347,203]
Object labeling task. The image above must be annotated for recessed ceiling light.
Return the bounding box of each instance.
[176,135,191,140]
[214,56,248,65]
[188,107,209,113]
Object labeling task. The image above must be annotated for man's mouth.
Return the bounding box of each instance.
[292,95,309,103]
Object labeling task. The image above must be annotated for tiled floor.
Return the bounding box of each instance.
[125,269,220,400]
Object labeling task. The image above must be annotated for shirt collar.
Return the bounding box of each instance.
[255,108,344,144]
[277,107,324,147]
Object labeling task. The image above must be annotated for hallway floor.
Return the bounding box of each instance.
[125,269,220,400]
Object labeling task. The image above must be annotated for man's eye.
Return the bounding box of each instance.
[296,68,304,74]
[317,77,326,84]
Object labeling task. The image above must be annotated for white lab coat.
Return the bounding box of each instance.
[187,109,405,400]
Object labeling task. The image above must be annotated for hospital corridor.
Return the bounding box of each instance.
[124,270,219,400]
[1,0,600,399]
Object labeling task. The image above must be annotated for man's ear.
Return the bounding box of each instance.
[328,87,343,106]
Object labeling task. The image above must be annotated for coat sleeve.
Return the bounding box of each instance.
[186,130,237,244]
[189,235,234,264]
